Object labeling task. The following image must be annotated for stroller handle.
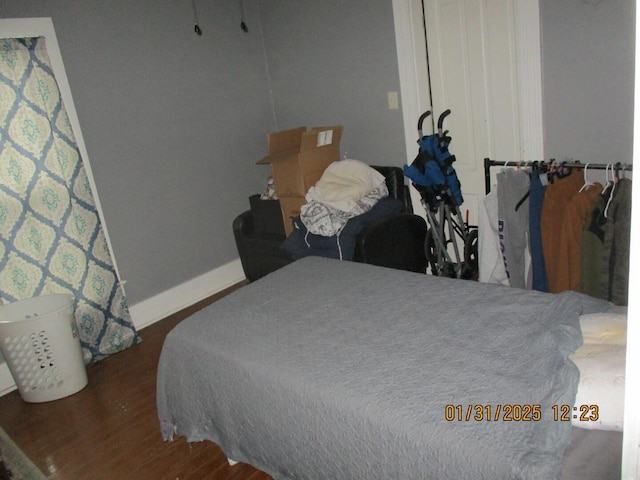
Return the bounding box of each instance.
[417,111,431,137]
[437,109,451,133]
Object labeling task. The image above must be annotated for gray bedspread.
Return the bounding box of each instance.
[157,257,610,480]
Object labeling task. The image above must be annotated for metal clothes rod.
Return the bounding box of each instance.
[483,158,633,195]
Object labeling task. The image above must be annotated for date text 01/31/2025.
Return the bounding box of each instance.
[444,404,600,422]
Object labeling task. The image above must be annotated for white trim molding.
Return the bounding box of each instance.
[514,0,544,161]
[391,0,431,215]
[128,259,245,331]
[392,0,431,166]
[621,1,640,475]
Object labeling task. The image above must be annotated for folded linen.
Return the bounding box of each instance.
[305,159,386,212]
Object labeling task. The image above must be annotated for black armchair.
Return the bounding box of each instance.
[233,166,427,282]
[232,196,292,283]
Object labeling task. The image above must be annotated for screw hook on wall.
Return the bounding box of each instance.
[240,0,248,32]
[192,0,202,35]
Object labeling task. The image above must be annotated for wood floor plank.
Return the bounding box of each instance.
[0,282,273,480]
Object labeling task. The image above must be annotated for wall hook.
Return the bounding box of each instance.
[192,0,203,35]
[240,0,248,32]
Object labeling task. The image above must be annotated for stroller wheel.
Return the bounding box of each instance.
[463,228,479,278]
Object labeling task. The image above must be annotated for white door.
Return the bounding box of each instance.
[424,0,519,224]
[395,0,543,225]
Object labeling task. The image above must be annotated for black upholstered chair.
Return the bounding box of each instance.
[233,166,427,282]
[232,197,292,283]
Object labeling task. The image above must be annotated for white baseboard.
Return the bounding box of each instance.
[0,259,247,397]
[128,258,246,331]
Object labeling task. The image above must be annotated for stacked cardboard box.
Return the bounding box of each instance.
[257,125,343,235]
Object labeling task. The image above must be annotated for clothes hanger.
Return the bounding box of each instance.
[514,160,572,212]
[514,162,533,212]
[601,163,613,194]
[543,161,556,184]
[603,163,617,219]
[579,163,595,192]
[604,179,617,218]
[620,163,627,179]
[552,160,572,181]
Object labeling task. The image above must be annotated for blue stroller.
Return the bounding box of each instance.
[404,110,478,278]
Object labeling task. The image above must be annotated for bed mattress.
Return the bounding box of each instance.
[157,256,613,479]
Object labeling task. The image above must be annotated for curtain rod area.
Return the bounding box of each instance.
[483,157,633,195]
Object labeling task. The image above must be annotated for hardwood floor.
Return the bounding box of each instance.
[0,283,273,480]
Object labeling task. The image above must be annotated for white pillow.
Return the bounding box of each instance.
[570,310,627,431]
[579,311,627,345]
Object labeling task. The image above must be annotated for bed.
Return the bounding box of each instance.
[157,256,624,479]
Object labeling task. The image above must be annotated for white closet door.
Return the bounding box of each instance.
[422,0,542,224]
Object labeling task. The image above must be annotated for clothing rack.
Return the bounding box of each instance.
[483,158,633,195]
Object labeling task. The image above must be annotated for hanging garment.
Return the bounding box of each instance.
[580,188,610,300]
[602,178,632,306]
[555,183,603,293]
[478,190,509,286]
[529,172,549,292]
[541,171,584,293]
[497,169,531,289]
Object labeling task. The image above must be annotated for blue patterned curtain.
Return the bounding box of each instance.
[0,37,140,363]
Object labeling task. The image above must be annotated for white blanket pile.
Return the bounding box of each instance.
[301,159,388,237]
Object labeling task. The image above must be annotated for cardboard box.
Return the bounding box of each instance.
[257,125,343,235]
[257,125,343,197]
[278,195,306,236]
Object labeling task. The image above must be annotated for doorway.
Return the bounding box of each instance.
[392,0,543,223]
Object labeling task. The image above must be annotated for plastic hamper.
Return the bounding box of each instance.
[0,294,88,403]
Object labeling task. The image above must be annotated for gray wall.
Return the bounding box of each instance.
[0,0,405,305]
[1,0,635,306]
[258,0,406,165]
[1,0,276,304]
[540,0,635,164]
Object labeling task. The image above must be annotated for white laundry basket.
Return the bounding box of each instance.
[0,294,88,403]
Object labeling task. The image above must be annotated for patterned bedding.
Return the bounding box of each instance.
[157,257,610,479]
